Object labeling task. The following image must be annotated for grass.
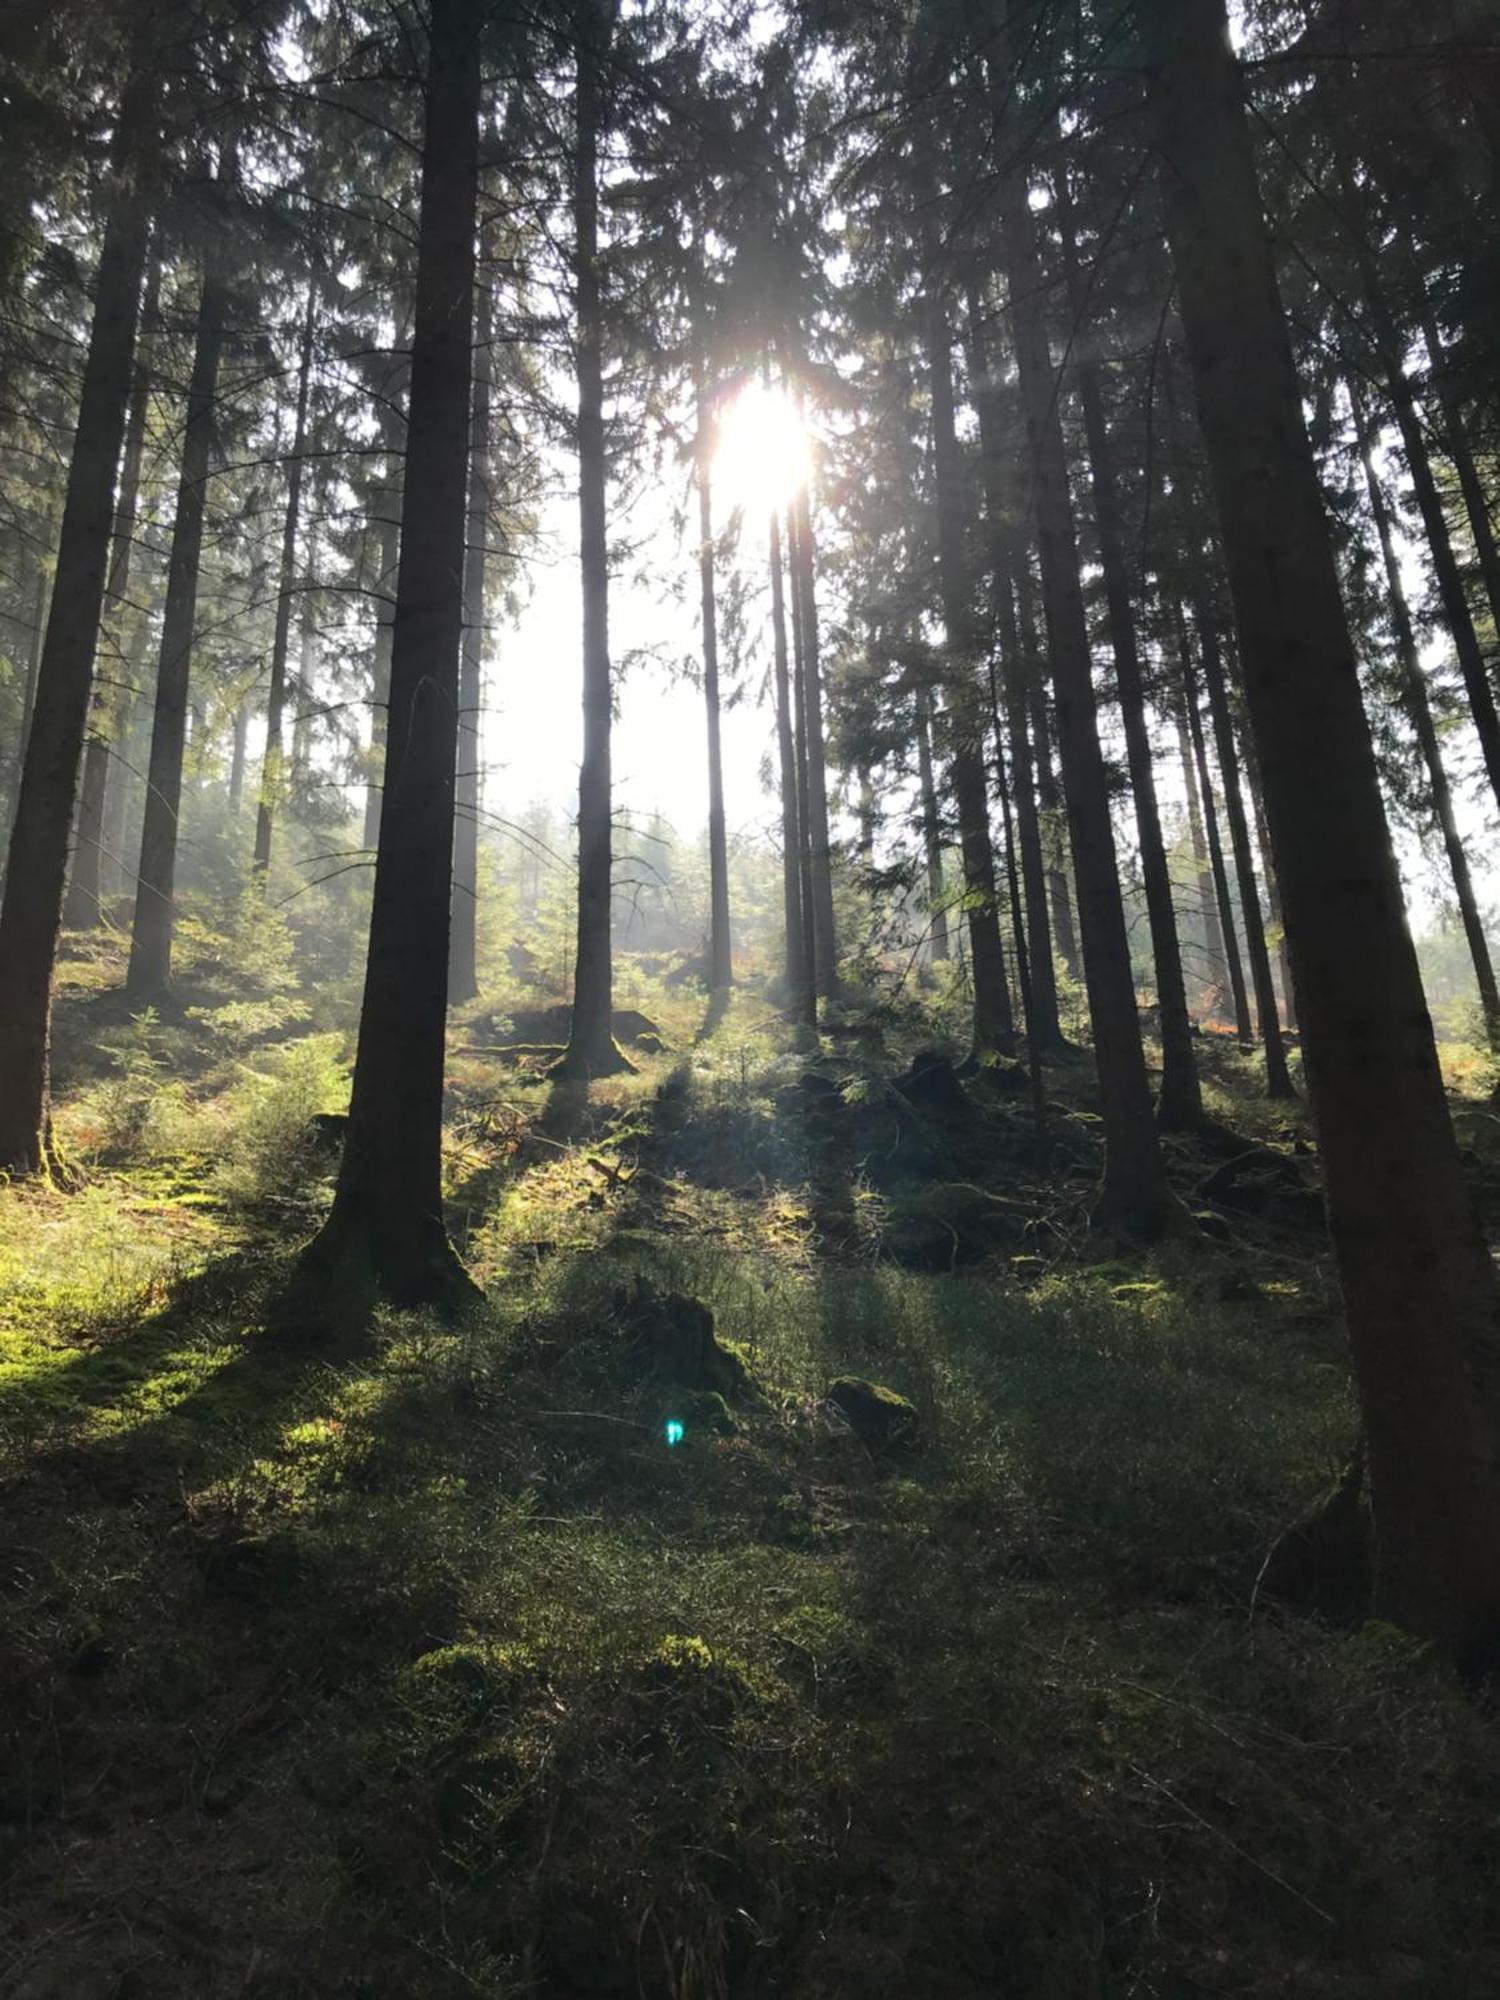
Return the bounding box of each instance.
[2,963,1499,1995]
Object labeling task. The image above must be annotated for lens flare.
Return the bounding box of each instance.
[710,382,811,520]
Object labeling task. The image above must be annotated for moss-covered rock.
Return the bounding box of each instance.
[826,1376,920,1451]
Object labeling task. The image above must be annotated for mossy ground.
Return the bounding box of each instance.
[4,940,1500,1996]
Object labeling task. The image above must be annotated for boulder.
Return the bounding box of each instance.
[826,1376,920,1451]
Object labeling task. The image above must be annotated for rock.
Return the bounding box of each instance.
[826,1376,920,1451]
[1193,1208,1234,1243]
[893,1048,973,1118]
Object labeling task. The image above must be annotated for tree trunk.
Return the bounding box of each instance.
[64,246,161,927]
[1196,600,1297,1095]
[965,295,1063,1048]
[788,483,839,1002]
[923,275,1013,1050]
[1147,0,1500,1667]
[1174,697,1227,1008]
[363,319,409,854]
[253,284,316,879]
[299,0,481,1305]
[0,86,150,1176]
[127,260,227,995]
[1054,190,1202,1126]
[228,703,247,815]
[1239,723,1297,1032]
[994,76,1169,1233]
[557,4,629,1079]
[5,567,48,844]
[1176,613,1252,1040]
[1357,266,1500,814]
[1420,313,1500,657]
[768,503,808,1009]
[1350,375,1500,1050]
[450,262,493,1005]
[695,341,731,992]
[787,499,820,1024]
[1018,572,1081,985]
[913,685,950,963]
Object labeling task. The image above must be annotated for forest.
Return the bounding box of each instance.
[3,0,1500,1990]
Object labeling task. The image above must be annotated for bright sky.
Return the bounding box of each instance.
[476,385,808,851]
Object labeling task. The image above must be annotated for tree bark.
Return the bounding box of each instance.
[1174,695,1227,1007]
[994,71,1169,1233]
[126,261,227,996]
[1355,264,1500,814]
[1350,375,1500,1050]
[1176,613,1251,1039]
[65,248,160,928]
[768,503,808,1010]
[1020,585,1081,986]
[4,567,47,844]
[787,498,820,1024]
[362,318,409,854]
[1054,188,1202,1126]
[965,294,1063,1047]
[788,483,839,1002]
[913,684,950,963]
[450,261,493,1005]
[1196,600,1297,1095]
[0,80,151,1175]
[299,0,481,1305]
[923,274,1013,1051]
[1420,313,1500,658]
[1147,0,1500,1667]
[556,3,630,1079]
[253,284,316,879]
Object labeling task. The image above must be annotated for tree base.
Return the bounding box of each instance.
[1255,1449,1372,1628]
[548,1039,637,1082]
[289,1198,482,1327]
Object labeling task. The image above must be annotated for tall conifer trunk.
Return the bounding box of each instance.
[769,504,808,1011]
[1195,599,1296,1096]
[254,284,317,879]
[913,686,950,963]
[1054,186,1201,1125]
[788,485,839,1002]
[1176,617,1251,1038]
[556,1,629,1078]
[1146,0,1500,1665]
[1350,376,1500,1050]
[66,248,160,928]
[994,59,1168,1232]
[694,338,731,992]
[0,79,151,1175]
[300,0,481,1304]
[965,293,1062,1047]
[1174,700,1226,1006]
[450,262,493,1005]
[127,258,228,996]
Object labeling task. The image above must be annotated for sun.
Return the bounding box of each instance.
[710,381,812,521]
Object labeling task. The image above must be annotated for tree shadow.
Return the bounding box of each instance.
[695,986,732,1044]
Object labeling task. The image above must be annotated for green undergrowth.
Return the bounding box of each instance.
[3,978,1499,1995]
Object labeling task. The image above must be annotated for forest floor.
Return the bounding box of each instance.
[5,929,1500,1998]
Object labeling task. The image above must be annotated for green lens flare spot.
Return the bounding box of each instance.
[664,1419,685,1448]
